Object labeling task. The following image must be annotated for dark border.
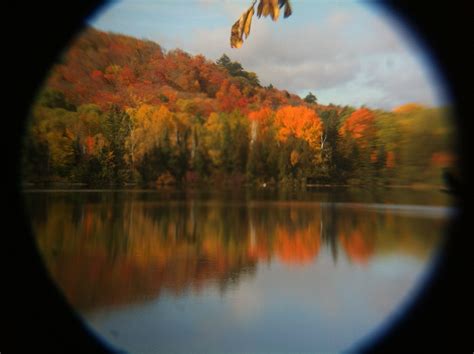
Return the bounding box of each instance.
[4,1,471,353]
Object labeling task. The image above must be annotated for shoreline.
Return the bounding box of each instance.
[21,182,447,192]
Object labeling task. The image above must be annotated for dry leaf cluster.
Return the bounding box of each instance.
[231,0,292,48]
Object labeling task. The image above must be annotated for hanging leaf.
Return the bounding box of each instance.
[257,0,278,20]
[230,19,244,48]
[279,0,292,18]
[232,0,292,48]
[256,0,264,18]
[270,0,280,20]
[230,1,256,48]
[243,6,255,38]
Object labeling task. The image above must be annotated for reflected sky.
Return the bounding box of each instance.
[25,189,450,353]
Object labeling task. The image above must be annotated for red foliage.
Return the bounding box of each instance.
[386,151,395,168]
[248,107,273,123]
[340,108,375,140]
[85,136,95,155]
[216,80,248,113]
[91,91,123,111]
[42,28,311,114]
[431,152,455,167]
[370,151,377,162]
[90,70,104,81]
[119,66,136,86]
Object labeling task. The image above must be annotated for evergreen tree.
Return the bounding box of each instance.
[304,92,317,104]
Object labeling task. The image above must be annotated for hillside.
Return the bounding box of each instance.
[45,27,308,112]
[23,27,456,187]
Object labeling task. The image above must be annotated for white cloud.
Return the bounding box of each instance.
[180,6,443,109]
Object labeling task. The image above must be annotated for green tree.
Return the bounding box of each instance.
[37,88,76,111]
[101,105,132,184]
[21,113,51,182]
[216,54,260,87]
[304,92,317,105]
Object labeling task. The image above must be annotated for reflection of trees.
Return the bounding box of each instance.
[339,230,375,264]
[337,207,377,264]
[320,204,339,263]
[27,193,443,312]
[31,194,260,311]
[332,205,445,264]
[248,204,322,265]
[275,226,320,264]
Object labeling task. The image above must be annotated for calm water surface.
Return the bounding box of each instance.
[24,188,453,353]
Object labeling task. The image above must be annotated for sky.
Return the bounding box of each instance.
[87,0,449,110]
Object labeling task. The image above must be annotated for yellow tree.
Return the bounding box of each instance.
[274,105,323,179]
[32,106,77,174]
[127,104,174,167]
[275,105,322,151]
[203,112,224,168]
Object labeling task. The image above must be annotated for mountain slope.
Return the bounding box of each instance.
[45,27,307,112]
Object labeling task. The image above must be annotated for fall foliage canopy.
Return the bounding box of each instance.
[23,28,455,188]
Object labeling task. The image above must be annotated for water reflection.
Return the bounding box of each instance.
[26,190,446,314]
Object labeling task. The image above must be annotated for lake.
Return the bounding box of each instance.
[24,187,454,353]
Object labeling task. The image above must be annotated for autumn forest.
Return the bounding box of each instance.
[22,28,455,188]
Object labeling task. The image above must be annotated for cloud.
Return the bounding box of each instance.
[187,11,362,90]
[182,6,443,109]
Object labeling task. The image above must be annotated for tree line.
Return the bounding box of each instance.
[22,89,454,187]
